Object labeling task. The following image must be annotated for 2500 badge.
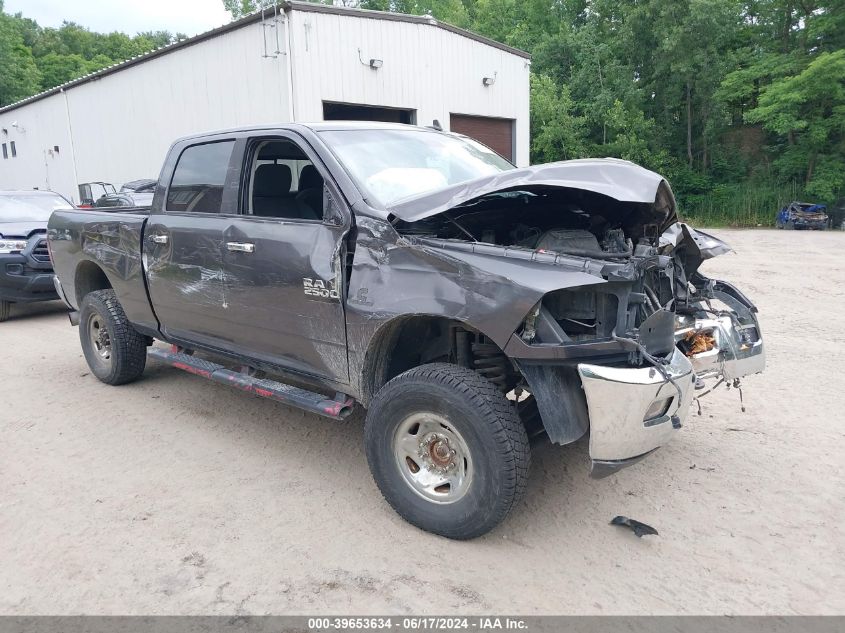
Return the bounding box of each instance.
[303,277,339,300]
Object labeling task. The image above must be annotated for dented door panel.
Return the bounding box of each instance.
[218,217,349,383]
[144,213,231,344]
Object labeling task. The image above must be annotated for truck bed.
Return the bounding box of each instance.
[48,208,158,334]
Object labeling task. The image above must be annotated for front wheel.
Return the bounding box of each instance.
[364,363,530,539]
[0,300,10,322]
[79,289,147,385]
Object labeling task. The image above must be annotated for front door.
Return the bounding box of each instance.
[146,133,350,385]
[217,135,350,384]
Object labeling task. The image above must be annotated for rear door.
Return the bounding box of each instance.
[216,133,350,383]
[144,137,239,347]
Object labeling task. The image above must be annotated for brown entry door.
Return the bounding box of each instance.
[449,114,514,162]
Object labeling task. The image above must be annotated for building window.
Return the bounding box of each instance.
[10,141,16,157]
[1,143,7,159]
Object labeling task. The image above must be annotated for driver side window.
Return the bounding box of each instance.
[245,138,325,221]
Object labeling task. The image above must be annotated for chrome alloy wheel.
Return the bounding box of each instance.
[393,412,473,504]
[87,312,112,364]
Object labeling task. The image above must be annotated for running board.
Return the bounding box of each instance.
[147,347,355,420]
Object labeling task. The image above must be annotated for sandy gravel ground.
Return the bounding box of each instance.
[1,229,843,615]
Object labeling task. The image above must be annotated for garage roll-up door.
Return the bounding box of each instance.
[324,102,415,124]
[449,114,514,162]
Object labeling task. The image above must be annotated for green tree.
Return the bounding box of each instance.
[52,21,98,57]
[529,73,586,163]
[0,2,41,106]
[745,50,845,197]
[37,52,90,89]
[222,0,260,19]
[0,7,184,98]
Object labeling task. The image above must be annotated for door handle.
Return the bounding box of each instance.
[149,234,168,244]
[226,242,255,253]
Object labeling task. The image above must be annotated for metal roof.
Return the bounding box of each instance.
[0,1,530,115]
[0,189,67,196]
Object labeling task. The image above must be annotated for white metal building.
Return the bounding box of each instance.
[0,1,530,204]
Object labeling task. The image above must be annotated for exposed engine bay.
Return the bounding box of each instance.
[393,182,764,390]
[393,185,674,255]
[381,158,765,467]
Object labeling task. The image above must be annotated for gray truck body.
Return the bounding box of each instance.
[48,122,765,475]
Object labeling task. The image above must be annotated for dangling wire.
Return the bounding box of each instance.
[612,334,684,404]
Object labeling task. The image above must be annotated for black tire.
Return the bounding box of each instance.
[0,300,10,322]
[79,289,147,385]
[364,363,530,539]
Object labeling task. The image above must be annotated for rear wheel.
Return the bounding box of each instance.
[364,363,530,539]
[79,289,147,385]
[0,300,10,322]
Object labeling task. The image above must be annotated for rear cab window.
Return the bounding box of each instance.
[166,140,235,213]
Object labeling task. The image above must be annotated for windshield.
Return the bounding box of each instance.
[0,193,73,223]
[319,129,514,206]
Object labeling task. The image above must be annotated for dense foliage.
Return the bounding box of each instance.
[227,0,845,224]
[0,1,184,105]
[355,0,845,224]
[2,0,843,224]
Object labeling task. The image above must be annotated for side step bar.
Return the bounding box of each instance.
[148,347,355,420]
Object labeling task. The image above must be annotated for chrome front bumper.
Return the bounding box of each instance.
[577,277,765,478]
[578,348,696,477]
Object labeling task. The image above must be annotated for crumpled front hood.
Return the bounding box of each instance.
[388,158,674,223]
[0,221,48,238]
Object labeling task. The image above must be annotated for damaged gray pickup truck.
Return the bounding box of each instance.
[48,122,765,539]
